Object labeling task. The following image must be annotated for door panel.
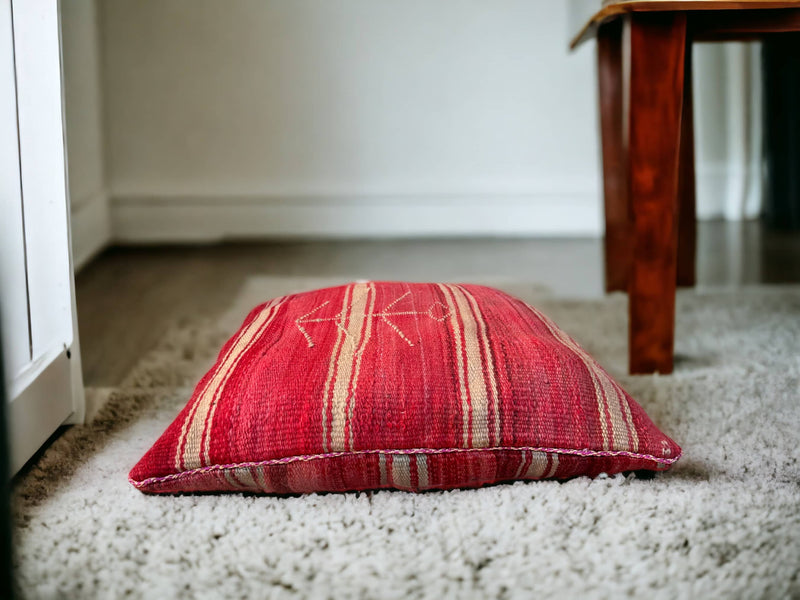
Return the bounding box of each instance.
[1,0,83,474]
[8,353,71,474]
[0,0,30,384]
[12,0,73,365]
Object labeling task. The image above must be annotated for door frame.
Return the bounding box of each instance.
[2,0,84,475]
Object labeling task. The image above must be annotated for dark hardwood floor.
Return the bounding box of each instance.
[76,220,800,388]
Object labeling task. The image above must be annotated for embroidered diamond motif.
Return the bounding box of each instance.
[296,291,450,348]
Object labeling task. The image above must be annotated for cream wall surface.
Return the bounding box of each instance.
[101,0,603,239]
[63,0,760,246]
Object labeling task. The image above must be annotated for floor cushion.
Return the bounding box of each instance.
[129,282,681,493]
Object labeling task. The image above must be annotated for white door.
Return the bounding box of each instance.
[0,0,84,475]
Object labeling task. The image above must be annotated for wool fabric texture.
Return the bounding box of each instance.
[129,282,681,493]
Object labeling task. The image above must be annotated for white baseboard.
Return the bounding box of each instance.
[110,193,603,242]
[697,164,730,220]
[696,163,762,221]
[104,168,753,245]
[70,191,111,270]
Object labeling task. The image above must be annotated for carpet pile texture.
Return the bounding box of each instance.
[13,279,800,598]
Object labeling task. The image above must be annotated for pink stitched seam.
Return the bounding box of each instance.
[130,445,682,489]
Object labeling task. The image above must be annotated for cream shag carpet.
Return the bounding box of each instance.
[12,279,800,599]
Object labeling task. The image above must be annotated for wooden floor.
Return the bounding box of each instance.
[76,220,800,388]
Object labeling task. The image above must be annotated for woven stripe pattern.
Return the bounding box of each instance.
[130,282,681,494]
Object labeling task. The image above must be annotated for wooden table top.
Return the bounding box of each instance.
[571,0,800,47]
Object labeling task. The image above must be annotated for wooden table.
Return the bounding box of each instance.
[572,0,800,374]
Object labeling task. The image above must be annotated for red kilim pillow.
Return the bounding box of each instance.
[130,282,681,494]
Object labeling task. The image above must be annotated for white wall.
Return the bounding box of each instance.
[61,0,110,266]
[91,0,758,242]
[101,0,604,240]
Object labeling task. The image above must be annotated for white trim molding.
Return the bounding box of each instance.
[723,42,764,221]
[70,189,111,270]
[694,41,763,221]
[744,42,763,220]
[696,162,763,221]
[110,192,603,242]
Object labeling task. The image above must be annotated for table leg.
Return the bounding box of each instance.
[677,37,697,287]
[598,19,630,293]
[625,13,687,374]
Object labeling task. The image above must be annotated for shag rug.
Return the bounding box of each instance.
[12,278,800,599]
